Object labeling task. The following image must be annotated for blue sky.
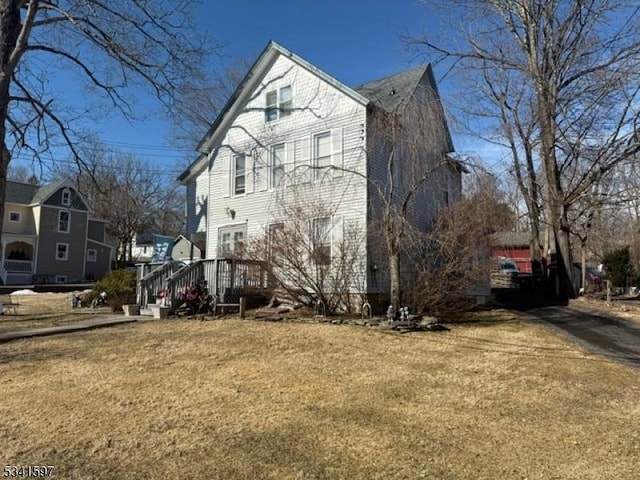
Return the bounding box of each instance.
[15,0,496,180]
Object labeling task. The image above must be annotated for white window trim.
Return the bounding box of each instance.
[217,224,248,257]
[270,143,286,190]
[8,211,21,223]
[87,249,97,263]
[58,210,70,233]
[56,243,69,261]
[233,154,246,196]
[265,85,292,122]
[61,188,71,206]
[312,217,332,265]
[312,131,332,182]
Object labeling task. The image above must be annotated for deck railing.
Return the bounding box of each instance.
[136,261,186,307]
[167,261,204,309]
[137,258,275,311]
[4,259,34,273]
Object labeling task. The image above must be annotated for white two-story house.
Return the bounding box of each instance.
[178,41,461,305]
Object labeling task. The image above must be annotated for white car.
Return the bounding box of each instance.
[499,259,520,274]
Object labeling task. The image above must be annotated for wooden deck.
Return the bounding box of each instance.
[136,259,273,311]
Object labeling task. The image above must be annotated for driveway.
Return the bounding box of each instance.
[525,305,640,368]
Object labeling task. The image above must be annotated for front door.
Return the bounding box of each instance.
[217,224,247,258]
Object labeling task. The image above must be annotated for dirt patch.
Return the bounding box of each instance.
[0,314,638,479]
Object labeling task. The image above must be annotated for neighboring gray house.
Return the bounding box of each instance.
[131,232,205,263]
[178,41,461,300]
[172,234,205,263]
[1,179,114,285]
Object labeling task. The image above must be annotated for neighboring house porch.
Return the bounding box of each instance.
[0,236,37,285]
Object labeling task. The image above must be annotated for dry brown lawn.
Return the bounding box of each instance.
[0,293,113,335]
[0,309,638,480]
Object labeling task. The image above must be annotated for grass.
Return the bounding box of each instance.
[0,308,638,479]
[571,295,640,326]
[0,293,114,335]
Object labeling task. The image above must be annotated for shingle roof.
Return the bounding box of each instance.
[355,64,430,112]
[5,181,39,204]
[30,180,67,205]
[492,231,538,248]
[6,179,74,206]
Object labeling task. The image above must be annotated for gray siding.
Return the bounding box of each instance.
[35,206,88,281]
[365,75,459,296]
[43,187,88,210]
[87,219,107,243]
[85,239,112,281]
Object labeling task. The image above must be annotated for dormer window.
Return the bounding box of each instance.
[61,188,71,206]
[265,86,292,122]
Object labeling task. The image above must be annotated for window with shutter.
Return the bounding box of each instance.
[313,132,331,181]
[233,154,246,195]
[271,144,285,189]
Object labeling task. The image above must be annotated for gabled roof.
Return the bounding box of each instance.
[355,64,430,112]
[30,179,68,205]
[6,181,39,204]
[174,233,205,251]
[179,40,370,184]
[197,41,369,155]
[357,64,454,152]
[5,179,72,206]
[492,231,540,248]
[179,41,455,183]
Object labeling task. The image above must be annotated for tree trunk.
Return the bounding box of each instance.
[537,78,576,298]
[389,252,401,310]
[0,1,23,274]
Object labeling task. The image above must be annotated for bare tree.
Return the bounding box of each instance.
[54,144,184,264]
[410,0,640,297]
[0,1,212,249]
[244,199,367,316]
[170,57,252,148]
[365,84,457,309]
[402,167,513,314]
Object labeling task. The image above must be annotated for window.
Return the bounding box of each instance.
[220,232,231,254]
[265,90,278,122]
[87,249,97,263]
[233,154,246,195]
[55,275,67,283]
[233,231,245,256]
[56,243,69,261]
[279,86,292,117]
[313,132,331,181]
[61,188,71,206]
[218,225,247,257]
[270,144,285,189]
[268,222,284,262]
[58,211,70,233]
[8,211,20,223]
[265,86,292,122]
[312,217,332,265]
